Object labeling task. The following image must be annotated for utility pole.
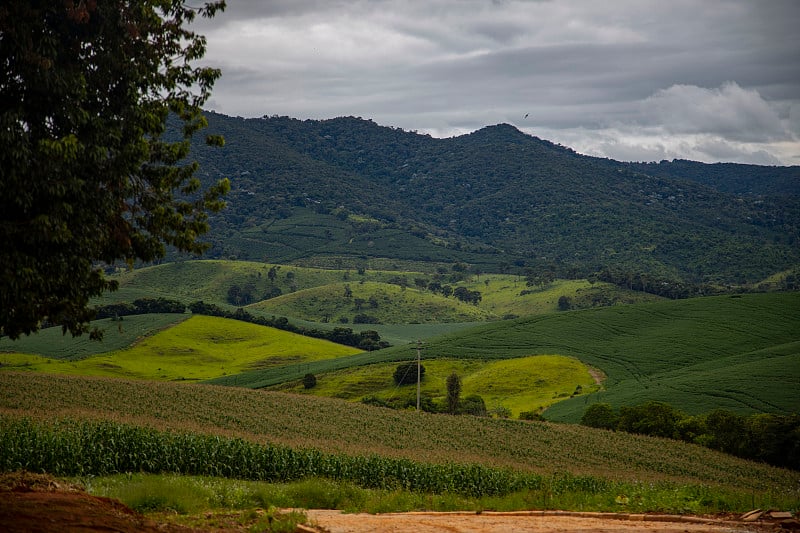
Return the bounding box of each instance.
[415,339,423,412]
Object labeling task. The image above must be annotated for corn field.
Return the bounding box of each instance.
[0,415,553,498]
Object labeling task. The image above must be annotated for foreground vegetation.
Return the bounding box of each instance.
[1,372,797,516]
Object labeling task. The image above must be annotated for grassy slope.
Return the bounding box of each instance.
[0,316,360,381]
[270,355,599,417]
[250,281,493,323]
[0,314,189,360]
[2,372,797,497]
[213,293,800,422]
[101,260,659,321]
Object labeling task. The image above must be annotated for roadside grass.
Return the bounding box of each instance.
[0,315,360,381]
[0,314,189,360]
[271,355,599,417]
[79,472,790,520]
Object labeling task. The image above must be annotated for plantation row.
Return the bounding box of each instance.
[1,415,589,498]
[2,372,797,494]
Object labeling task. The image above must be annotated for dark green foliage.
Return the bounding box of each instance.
[580,403,618,430]
[393,361,425,386]
[187,113,800,285]
[446,372,462,414]
[0,0,228,340]
[617,402,685,439]
[459,395,488,417]
[580,402,800,470]
[302,373,317,390]
[94,298,186,319]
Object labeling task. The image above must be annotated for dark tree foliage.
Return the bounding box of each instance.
[393,361,425,386]
[0,1,229,340]
[580,402,618,430]
[446,371,461,414]
[302,373,317,389]
[581,402,800,470]
[94,298,186,319]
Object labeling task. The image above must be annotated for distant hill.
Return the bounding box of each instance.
[186,113,800,285]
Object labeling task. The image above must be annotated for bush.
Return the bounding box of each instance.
[617,401,684,439]
[393,362,425,386]
[302,373,317,390]
[459,395,487,417]
[580,403,618,430]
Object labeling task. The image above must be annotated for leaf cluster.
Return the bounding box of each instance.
[0,0,228,339]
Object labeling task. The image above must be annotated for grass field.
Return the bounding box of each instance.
[99,260,659,322]
[270,355,600,417]
[251,281,494,323]
[0,315,360,381]
[1,372,797,515]
[0,314,189,360]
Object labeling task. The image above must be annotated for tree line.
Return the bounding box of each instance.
[581,401,800,471]
[94,298,389,352]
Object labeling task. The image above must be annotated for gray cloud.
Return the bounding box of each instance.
[198,0,800,165]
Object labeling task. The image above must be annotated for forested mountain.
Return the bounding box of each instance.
[186,112,800,287]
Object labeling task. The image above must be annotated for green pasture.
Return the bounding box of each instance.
[463,275,663,316]
[0,315,360,381]
[251,281,493,323]
[271,355,599,417]
[0,314,189,360]
[213,293,800,421]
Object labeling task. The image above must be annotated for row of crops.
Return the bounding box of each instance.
[1,415,618,498]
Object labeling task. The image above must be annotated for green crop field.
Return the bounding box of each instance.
[0,314,189,360]
[212,293,800,423]
[0,372,793,488]
[0,315,360,381]
[270,355,599,417]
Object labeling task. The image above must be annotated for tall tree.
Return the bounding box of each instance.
[446,371,462,414]
[0,0,229,339]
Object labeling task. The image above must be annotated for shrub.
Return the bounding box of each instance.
[302,373,317,390]
[580,403,618,430]
[393,362,425,386]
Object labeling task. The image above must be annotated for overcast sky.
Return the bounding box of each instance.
[197,0,800,166]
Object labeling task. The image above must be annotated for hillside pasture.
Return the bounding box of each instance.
[0,315,360,381]
[212,293,800,422]
[0,314,189,360]
[271,355,599,417]
[250,281,493,323]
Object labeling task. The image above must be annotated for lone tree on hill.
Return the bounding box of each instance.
[0,1,229,340]
[446,372,461,414]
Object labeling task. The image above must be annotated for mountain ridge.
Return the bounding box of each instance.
[187,112,800,286]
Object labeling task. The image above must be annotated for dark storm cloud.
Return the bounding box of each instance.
[199,0,800,164]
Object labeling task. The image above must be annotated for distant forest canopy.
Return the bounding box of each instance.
[181,112,800,289]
